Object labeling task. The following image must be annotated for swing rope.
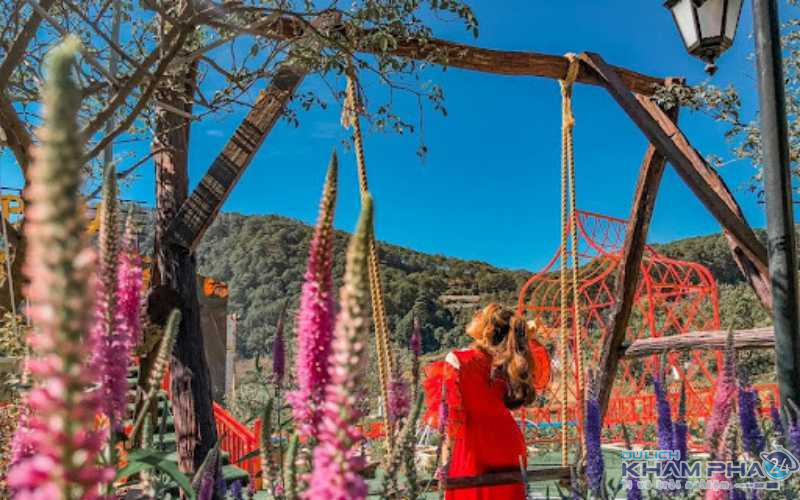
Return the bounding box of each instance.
[559,54,583,466]
[342,68,395,451]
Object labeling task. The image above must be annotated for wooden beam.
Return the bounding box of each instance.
[579,52,770,307]
[258,17,668,96]
[596,105,676,421]
[166,14,339,250]
[623,327,775,358]
[638,97,772,310]
[420,466,572,491]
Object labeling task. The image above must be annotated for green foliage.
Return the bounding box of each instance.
[653,0,800,195]
[115,448,196,499]
[130,309,181,443]
[0,313,25,357]
[183,212,530,359]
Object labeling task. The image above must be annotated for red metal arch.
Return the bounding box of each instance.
[518,210,723,448]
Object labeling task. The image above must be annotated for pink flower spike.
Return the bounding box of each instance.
[288,153,338,438]
[306,194,374,500]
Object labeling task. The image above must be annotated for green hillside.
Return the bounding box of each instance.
[151,211,772,361]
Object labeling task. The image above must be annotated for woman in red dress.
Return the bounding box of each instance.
[423,304,550,500]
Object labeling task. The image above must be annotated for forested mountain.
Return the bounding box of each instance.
[190,212,531,358]
[147,210,771,360]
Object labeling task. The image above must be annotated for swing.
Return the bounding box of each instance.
[338,56,583,488]
[341,67,396,453]
[557,54,587,466]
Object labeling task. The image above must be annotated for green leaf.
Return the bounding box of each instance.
[234,447,261,465]
[115,449,196,499]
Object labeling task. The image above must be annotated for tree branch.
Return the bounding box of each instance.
[84,28,191,162]
[81,24,183,139]
[0,0,55,90]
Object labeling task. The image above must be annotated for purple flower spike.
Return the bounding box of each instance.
[738,385,766,456]
[584,395,605,496]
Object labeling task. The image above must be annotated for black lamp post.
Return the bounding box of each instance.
[665,0,800,411]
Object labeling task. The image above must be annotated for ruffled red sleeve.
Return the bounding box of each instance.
[422,356,465,439]
[529,338,551,392]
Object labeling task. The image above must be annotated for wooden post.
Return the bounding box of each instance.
[225,313,237,399]
[579,52,771,310]
[595,104,676,421]
[621,327,775,358]
[167,13,340,251]
[153,56,219,473]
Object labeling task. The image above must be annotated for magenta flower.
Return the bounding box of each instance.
[95,209,142,428]
[387,370,411,422]
[288,153,338,437]
[306,195,374,500]
[89,164,121,421]
[8,38,114,498]
[706,330,738,457]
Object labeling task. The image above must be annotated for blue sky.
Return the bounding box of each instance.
[1,1,779,271]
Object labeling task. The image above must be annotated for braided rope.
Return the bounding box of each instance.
[344,70,395,450]
[559,55,581,466]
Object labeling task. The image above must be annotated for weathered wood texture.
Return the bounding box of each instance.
[153,58,218,473]
[623,327,775,358]
[579,52,770,307]
[639,97,772,310]
[167,14,338,250]
[595,104,677,421]
[260,17,667,95]
[422,466,572,491]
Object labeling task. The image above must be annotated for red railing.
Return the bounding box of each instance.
[214,402,261,488]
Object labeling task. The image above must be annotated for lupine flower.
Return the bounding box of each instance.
[789,417,800,458]
[769,397,785,442]
[288,154,338,437]
[273,303,287,388]
[707,330,738,457]
[230,480,243,500]
[89,164,124,424]
[584,391,605,497]
[674,382,689,461]
[387,367,411,422]
[410,315,422,357]
[627,481,642,500]
[117,216,142,351]
[306,195,374,500]
[10,406,34,467]
[738,384,766,456]
[99,209,142,428]
[8,38,114,498]
[653,376,674,452]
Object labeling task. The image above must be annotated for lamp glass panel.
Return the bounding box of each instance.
[697,0,725,39]
[724,0,743,42]
[672,0,700,48]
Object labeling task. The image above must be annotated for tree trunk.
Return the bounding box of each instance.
[152,60,218,474]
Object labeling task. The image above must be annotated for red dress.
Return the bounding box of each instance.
[422,348,528,500]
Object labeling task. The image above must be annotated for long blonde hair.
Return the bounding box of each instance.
[467,303,536,410]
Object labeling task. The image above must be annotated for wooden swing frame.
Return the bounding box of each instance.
[163,14,771,488]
